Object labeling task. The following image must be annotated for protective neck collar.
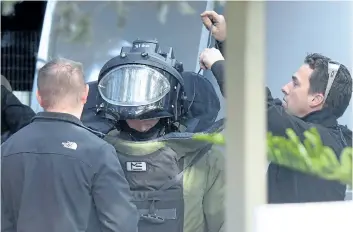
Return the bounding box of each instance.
[119,120,167,141]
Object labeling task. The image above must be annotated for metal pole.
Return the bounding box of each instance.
[347,0,353,200]
[350,0,353,191]
[195,0,215,74]
[30,0,58,112]
[225,1,267,232]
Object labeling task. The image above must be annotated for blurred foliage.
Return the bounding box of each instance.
[1,0,22,16]
[54,1,198,44]
[1,0,226,44]
[193,128,353,186]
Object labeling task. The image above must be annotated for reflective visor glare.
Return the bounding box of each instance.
[98,64,171,106]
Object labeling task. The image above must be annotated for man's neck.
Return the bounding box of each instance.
[297,105,324,118]
[301,108,337,128]
[45,108,82,120]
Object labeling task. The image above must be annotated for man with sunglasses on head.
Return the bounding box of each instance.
[266,54,352,203]
[199,10,352,203]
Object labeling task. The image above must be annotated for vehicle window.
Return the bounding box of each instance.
[47,1,208,82]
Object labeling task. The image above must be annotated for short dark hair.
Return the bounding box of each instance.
[304,53,352,118]
[37,58,85,109]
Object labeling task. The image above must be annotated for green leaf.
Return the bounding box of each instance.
[178,1,196,15]
[157,2,169,25]
[113,1,128,28]
[1,1,22,16]
[215,0,226,8]
[192,129,352,186]
[69,15,91,45]
[192,133,225,145]
[52,1,197,43]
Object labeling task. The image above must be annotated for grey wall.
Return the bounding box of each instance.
[266,1,352,128]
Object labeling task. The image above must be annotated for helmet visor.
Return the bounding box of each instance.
[98,64,171,107]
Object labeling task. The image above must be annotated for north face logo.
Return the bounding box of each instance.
[62,141,78,150]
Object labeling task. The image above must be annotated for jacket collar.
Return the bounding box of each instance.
[301,108,338,128]
[32,111,83,127]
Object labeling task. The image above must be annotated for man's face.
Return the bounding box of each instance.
[126,119,160,132]
[281,64,322,117]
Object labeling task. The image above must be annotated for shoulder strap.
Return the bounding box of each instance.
[158,144,212,191]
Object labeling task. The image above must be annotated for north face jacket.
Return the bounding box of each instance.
[1,112,139,232]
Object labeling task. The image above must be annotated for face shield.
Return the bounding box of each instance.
[98,64,171,107]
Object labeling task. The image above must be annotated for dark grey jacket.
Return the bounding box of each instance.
[1,112,139,232]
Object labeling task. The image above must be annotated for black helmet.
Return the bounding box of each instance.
[97,39,186,121]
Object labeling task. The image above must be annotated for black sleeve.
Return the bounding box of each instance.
[92,144,139,232]
[211,60,225,97]
[267,87,309,137]
[1,86,36,134]
[215,41,225,56]
[212,41,225,97]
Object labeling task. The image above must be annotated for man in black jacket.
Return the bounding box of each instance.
[1,58,139,232]
[199,10,352,203]
[265,54,352,203]
[1,75,36,143]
